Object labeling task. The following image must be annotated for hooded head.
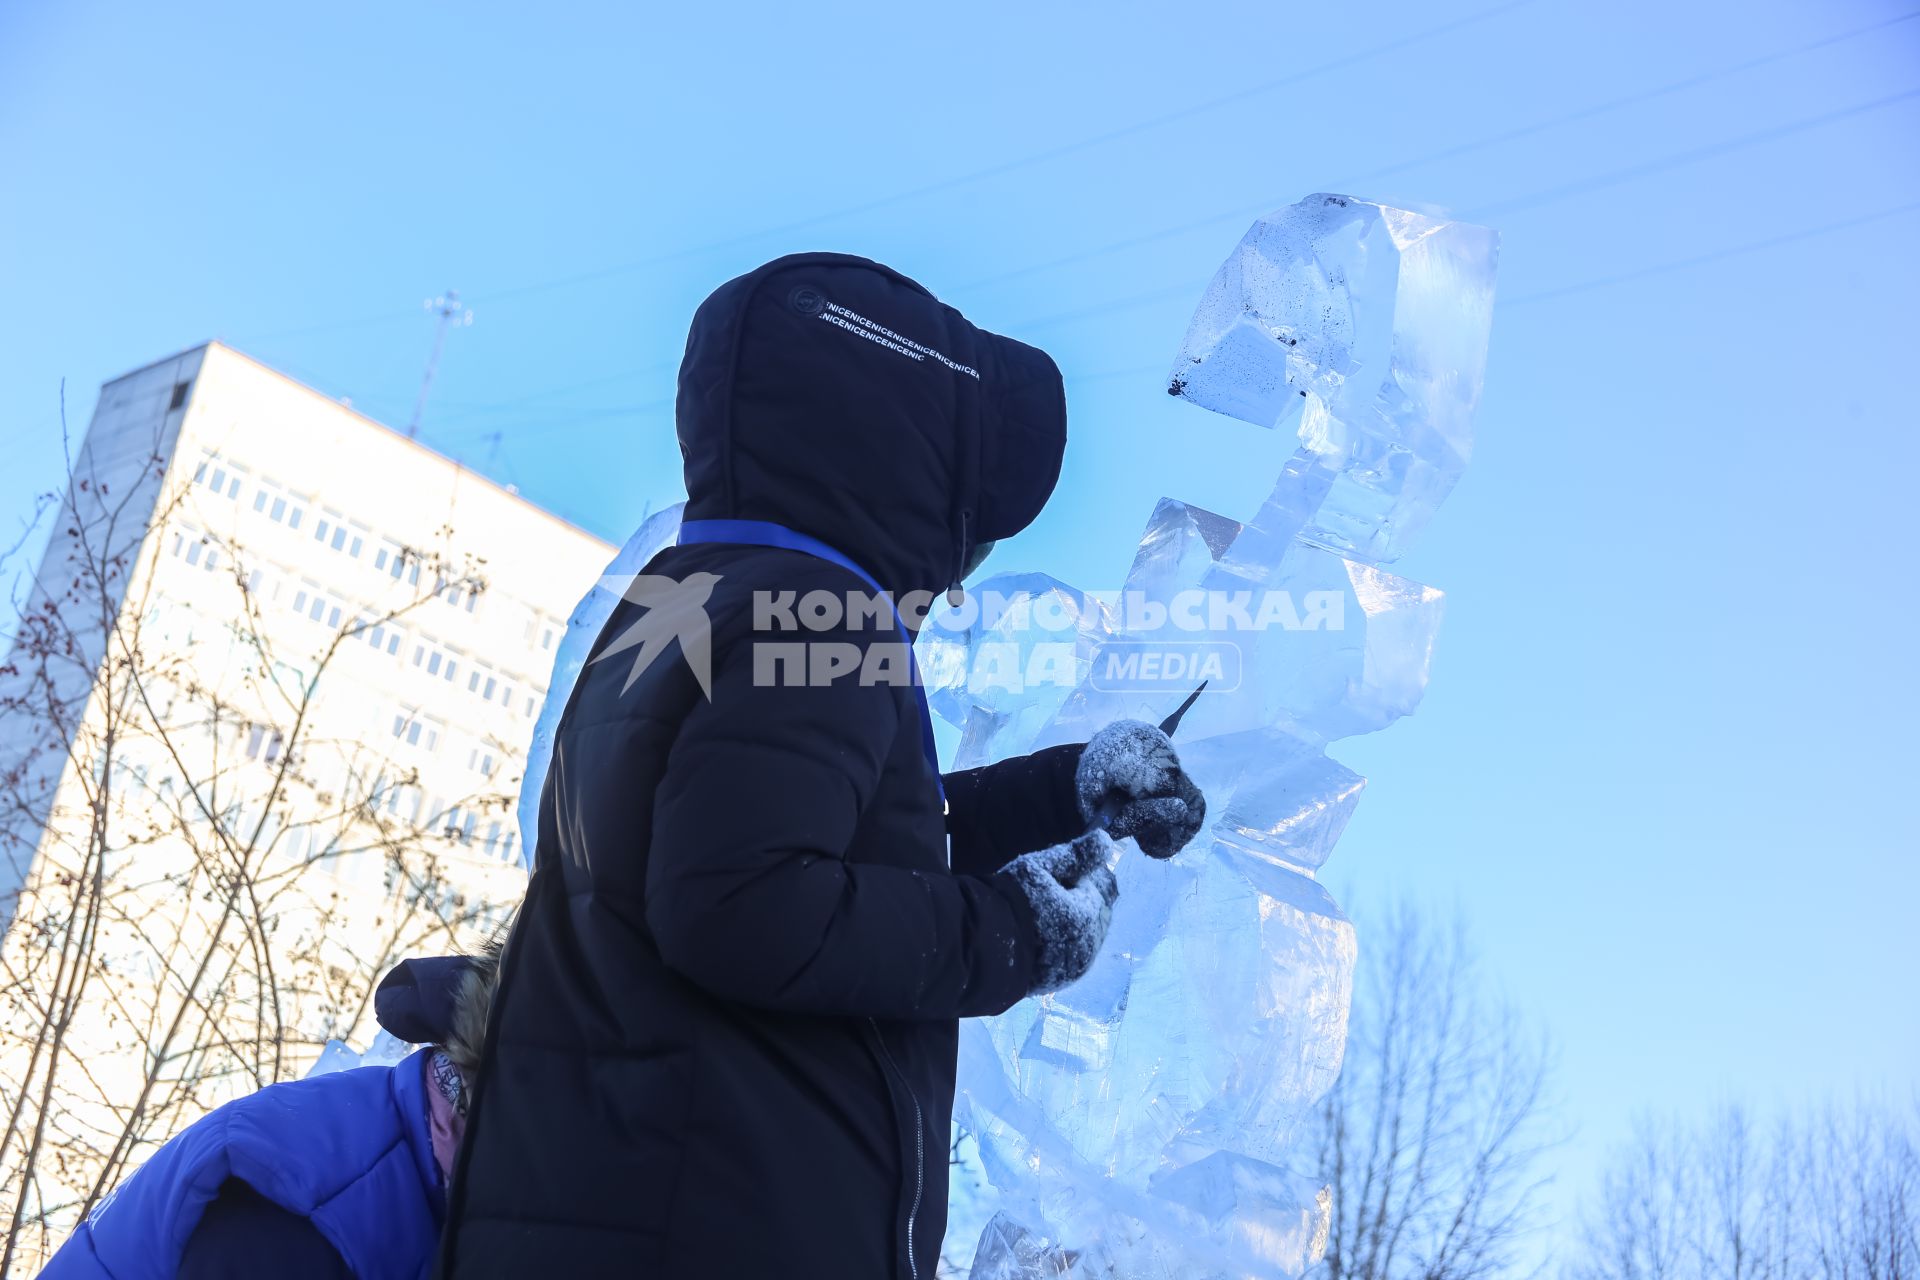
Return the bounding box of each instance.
[675,253,1068,603]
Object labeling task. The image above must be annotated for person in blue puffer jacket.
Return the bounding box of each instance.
[39,946,497,1280]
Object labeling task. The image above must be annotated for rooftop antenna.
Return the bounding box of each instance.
[407,289,473,439]
[479,429,526,493]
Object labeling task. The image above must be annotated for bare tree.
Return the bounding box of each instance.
[1567,1101,1920,1280]
[1307,902,1556,1280]
[0,408,525,1272]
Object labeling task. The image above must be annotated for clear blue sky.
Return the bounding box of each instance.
[5,0,1916,1248]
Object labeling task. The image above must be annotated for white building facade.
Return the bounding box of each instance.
[0,342,612,1261]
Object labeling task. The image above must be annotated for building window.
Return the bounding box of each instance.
[244,724,284,762]
[292,582,345,630]
[191,451,249,501]
[382,783,423,823]
[439,806,477,845]
[169,380,192,411]
[315,511,338,548]
[380,541,424,586]
[437,578,483,613]
[312,511,368,560]
[467,663,501,702]
[250,477,305,529]
[168,525,225,574]
[411,637,462,683]
[391,710,442,752]
[358,619,406,657]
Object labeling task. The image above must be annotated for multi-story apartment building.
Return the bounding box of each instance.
[0,342,613,1262]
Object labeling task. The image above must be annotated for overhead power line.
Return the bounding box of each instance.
[418,192,1920,457]
[239,0,1541,345]
[1501,198,1920,305]
[1467,86,1920,220]
[447,194,1920,451]
[989,83,1920,335]
[464,0,1543,309]
[948,9,1920,296]
[246,9,1920,445]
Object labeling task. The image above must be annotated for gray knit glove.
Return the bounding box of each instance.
[995,830,1120,995]
[1076,720,1207,859]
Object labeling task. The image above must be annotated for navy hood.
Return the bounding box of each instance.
[675,252,1068,601]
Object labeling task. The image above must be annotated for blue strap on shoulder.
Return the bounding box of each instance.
[675,518,946,808]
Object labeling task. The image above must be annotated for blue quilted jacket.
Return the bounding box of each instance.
[41,1050,443,1280]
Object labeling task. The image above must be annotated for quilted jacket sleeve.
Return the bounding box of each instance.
[942,744,1087,879]
[645,626,1039,1020]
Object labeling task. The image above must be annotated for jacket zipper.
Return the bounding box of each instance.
[868,1018,924,1280]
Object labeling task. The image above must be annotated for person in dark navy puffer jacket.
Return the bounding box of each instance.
[39,948,497,1280]
[439,253,1208,1279]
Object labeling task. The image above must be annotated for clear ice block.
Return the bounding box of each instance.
[1170,194,1497,563]
[943,194,1496,1278]
[922,572,1115,769]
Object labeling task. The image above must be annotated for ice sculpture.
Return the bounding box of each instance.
[927,193,1497,1277]
[1170,193,1497,564]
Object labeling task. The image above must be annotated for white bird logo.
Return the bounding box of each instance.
[589,572,723,699]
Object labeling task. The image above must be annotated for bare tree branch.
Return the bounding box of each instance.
[1309,902,1557,1280]
[0,417,525,1272]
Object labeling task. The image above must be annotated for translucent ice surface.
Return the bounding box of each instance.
[934,193,1496,1278]
[1169,193,1498,563]
[305,1030,415,1077]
